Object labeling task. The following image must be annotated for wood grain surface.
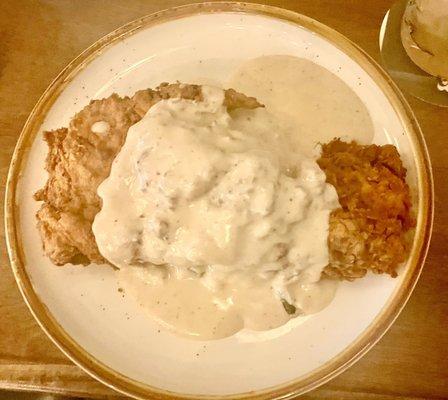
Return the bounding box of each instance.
[0,1,447,399]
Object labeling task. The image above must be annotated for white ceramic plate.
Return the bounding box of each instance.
[6,3,433,399]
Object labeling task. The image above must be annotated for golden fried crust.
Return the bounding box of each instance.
[35,83,262,265]
[318,139,414,280]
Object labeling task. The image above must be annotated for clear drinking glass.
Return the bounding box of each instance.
[379,0,448,107]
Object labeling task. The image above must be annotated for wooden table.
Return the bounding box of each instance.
[1,1,447,398]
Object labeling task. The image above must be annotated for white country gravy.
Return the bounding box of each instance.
[92,85,340,339]
[93,57,373,340]
[228,55,374,155]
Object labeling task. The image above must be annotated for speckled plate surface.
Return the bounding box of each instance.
[5,3,433,399]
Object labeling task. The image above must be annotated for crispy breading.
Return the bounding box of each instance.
[318,139,414,280]
[34,83,262,265]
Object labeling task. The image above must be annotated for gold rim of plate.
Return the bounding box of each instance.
[4,2,434,399]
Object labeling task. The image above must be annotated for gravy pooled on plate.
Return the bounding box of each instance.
[228,55,374,155]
